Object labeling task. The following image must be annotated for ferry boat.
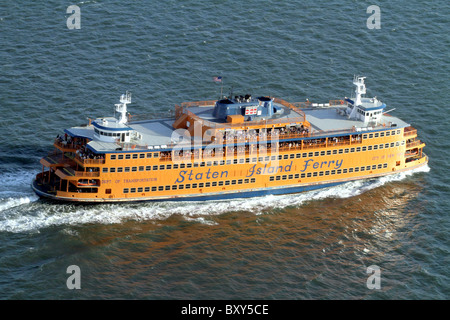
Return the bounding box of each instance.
[32,76,428,202]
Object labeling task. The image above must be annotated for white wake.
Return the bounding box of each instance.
[0,164,430,233]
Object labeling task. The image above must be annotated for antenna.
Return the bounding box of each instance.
[115,91,131,124]
[353,75,366,106]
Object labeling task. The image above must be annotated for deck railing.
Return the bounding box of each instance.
[180,100,216,108]
[158,137,363,163]
[115,125,366,152]
[74,171,100,177]
[54,140,78,151]
[406,140,423,149]
[74,154,105,165]
[404,128,417,137]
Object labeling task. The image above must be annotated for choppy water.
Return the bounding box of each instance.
[0,0,448,300]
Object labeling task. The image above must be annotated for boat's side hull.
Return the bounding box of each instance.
[31,157,428,203]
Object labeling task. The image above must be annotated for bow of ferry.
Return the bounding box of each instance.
[32,77,428,203]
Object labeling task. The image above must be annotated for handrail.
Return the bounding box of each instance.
[75,154,105,165]
[404,129,417,137]
[115,125,367,151]
[75,171,100,177]
[293,101,312,108]
[54,138,87,150]
[329,100,346,106]
[159,136,363,162]
[272,97,306,123]
[57,167,100,178]
[406,140,423,148]
[54,140,78,151]
[180,100,216,108]
[42,153,74,166]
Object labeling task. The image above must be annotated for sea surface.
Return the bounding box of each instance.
[0,0,448,300]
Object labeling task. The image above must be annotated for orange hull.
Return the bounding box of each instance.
[32,126,428,202]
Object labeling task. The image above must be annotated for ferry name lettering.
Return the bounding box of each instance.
[301,158,343,172]
[175,168,228,183]
[174,159,344,183]
[247,161,293,177]
[246,159,343,177]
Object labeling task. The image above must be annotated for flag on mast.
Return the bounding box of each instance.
[213,76,224,99]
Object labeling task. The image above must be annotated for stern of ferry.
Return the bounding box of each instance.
[401,126,428,171]
[31,136,103,202]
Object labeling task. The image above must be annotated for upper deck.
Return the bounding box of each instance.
[303,106,409,135]
[65,103,409,155]
[63,77,410,154]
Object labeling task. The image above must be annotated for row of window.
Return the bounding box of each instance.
[121,163,390,194]
[94,128,131,137]
[110,152,159,160]
[268,163,389,181]
[363,129,401,139]
[101,142,403,173]
[358,109,383,117]
[123,177,257,194]
[108,131,402,162]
